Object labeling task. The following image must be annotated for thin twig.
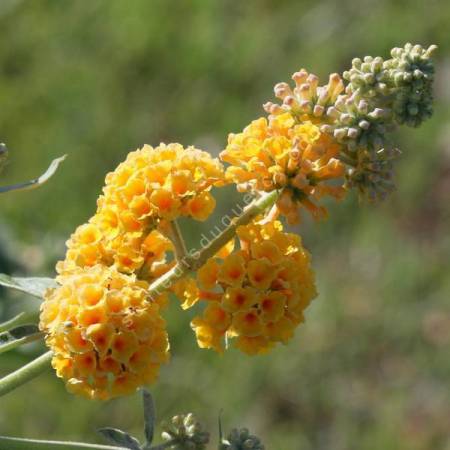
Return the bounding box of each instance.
[0,436,125,450]
[167,220,188,264]
[147,190,279,300]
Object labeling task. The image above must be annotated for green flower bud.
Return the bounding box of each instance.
[161,413,210,450]
[220,428,265,450]
[344,147,400,202]
[0,143,8,174]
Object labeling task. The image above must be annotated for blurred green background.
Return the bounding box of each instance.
[1,1,449,449]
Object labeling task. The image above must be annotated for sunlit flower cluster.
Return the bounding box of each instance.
[221,113,346,224]
[40,265,169,400]
[101,142,225,224]
[58,221,174,280]
[58,142,225,278]
[189,220,317,355]
[34,44,436,401]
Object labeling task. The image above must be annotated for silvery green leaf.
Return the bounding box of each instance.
[97,428,141,450]
[0,274,57,298]
[142,389,155,446]
[0,154,66,194]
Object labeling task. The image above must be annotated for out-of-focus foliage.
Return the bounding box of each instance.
[0,1,449,449]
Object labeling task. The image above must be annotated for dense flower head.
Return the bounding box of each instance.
[188,220,317,355]
[100,143,225,225]
[57,143,224,277]
[220,113,346,223]
[40,265,170,400]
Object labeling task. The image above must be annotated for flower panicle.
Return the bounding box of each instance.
[36,43,436,402]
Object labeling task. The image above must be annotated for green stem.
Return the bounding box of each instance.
[147,190,279,299]
[0,312,37,333]
[0,436,124,450]
[0,351,52,397]
[0,331,44,354]
[338,151,357,167]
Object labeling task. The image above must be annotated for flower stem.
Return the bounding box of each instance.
[167,219,188,264]
[147,190,279,299]
[0,351,52,397]
[0,436,124,450]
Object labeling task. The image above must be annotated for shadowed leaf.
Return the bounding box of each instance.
[142,389,155,446]
[97,428,141,450]
[0,274,57,298]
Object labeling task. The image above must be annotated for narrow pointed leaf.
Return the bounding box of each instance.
[218,410,224,442]
[0,155,66,194]
[97,428,141,450]
[142,389,155,445]
[0,274,57,298]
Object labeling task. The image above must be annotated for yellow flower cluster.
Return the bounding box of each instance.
[58,223,174,281]
[40,142,227,398]
[220,113,346,224]
[189,220,317,355]
[40,265,169,400]
[101,142,225,223]
[58,142,225,278]
[35,44,435,400]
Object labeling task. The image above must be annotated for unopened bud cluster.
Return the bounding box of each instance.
[234,42,437,206]
[220,428,265,450]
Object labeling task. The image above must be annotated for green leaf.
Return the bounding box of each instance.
[218,410,224,442]
[0,274,57,298]
[97,428,141,450]
[0,325,43,354]
[0,155,66,194]
[142,389,156,446]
